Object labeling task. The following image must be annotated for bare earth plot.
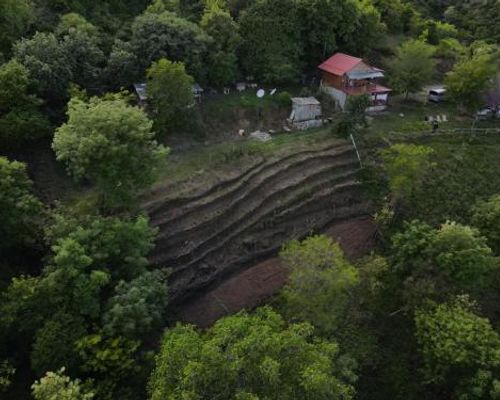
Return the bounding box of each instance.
[142,135,375,326]
[177,216,376,328]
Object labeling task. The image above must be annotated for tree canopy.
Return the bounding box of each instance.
[52,95,168,206]
[415,296,500,397]
[390,39,436,98]
[0,157,43,251]
[445,52,496,112]
[146,58,194,133]
[279,235,359,336]
[149,307,357,400]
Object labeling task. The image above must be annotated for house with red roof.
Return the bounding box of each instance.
[318,52,391,112]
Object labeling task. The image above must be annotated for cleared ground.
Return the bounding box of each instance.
[176,216,376,328]
[142,134,373,304]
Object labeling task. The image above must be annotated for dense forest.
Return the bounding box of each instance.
[1,0,500,399]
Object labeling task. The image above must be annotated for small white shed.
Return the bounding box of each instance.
[288,97,323,130]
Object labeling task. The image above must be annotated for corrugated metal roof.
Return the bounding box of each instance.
[318,53,363,76]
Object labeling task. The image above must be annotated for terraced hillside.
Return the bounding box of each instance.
[143,138,372,303]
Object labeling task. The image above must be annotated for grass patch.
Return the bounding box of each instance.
[367,101,498,139]
[155,127,335,186]
[402,135,500,225]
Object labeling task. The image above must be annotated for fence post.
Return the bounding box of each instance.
[349,133,363,168]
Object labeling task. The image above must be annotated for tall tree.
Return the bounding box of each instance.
[200,8,241,87]
[130,8,211,79]
[239,0,303,83]
[0,157,43,251]
[445,52,496,113]
[390,39,436,99]
[52,95,168,206]
[390,220,496,310]
[76,333,141,400]
[31,312,87,375]
[102,270,168,339]
[0,60,51,145]
[0,0,34,55]
[381,144,435,204]
[149,307,357,400]
[371,0,415,34]
[146,58,194,134]
[415,296,500,398]
[32,369,94,400]
[472,194,500,255]
[14,32,73,101]
[279,235,359,336]
[45,213,157,282]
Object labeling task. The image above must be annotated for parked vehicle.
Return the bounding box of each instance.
[476,106,499,120]
[428,88,446,103]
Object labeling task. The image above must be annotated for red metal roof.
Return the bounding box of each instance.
[318,53,363,76]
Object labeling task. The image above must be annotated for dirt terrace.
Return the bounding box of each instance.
[177,216,376,328]
[143,138,373,306]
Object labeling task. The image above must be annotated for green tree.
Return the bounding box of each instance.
[381,144,435,203]
[32,368,94,400]
[0,0,34,55]
[0,275,45,334]
[0,157,43,251]
[60,29,105,90]
[279,235,359,336]
[14,27,105,101]
[14,32,73,101]
[76,333,141,400]
[415,296,500,396]
[429,221,495,290]
[0,60,38,112]
[130,9,211,79]
[149,307,357,400]
[472,194,500,255]
[105,40,140,89]
[0,60,51,145]
[333,94,371,138]
[390,39,436,99]
[296,0,340,68]
[55,13,100,38]
[52,95,168,207]
[45,213,157,282]
[347,0,385,55]
[42,238,110,319]
[0,361,15,392]
[372,0,415,33]
[444,0,500,43]
[102,270,169,339]
[239,0,303,83]
[391,219,436,276]
[146,58,194,134]
[200,9,240,87]
[445,52,496,113]
[390,220,496,309]
[31,312,87,375]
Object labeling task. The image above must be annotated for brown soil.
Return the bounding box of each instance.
[144,139,372,303]
[176,216,376,328]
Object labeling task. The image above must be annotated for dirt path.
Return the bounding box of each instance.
[176,216,376,328]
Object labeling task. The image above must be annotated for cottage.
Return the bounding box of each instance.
[133,82,204,104]
[192,83,204,101]
[133,83,148,105]
[319,53,391,112]
[288,97,322,130]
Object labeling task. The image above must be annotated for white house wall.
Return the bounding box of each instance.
[321,85,347,109]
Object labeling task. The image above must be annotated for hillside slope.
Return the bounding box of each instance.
[143,138,373,303]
